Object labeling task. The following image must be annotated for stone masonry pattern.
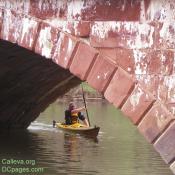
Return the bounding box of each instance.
[0,0,175,174]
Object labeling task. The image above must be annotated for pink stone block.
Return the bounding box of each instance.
[155,22,175,49]
[1,10,22,43]
[121,85,156,124]
[99,48,174,76]
[135,75,159,98]
[87,55,117,92]
[69,42,98,80]
[98,48,135,74]
[90,22,155,48]
[164,76,175,104]
[98,48,117,63]
[138,102,175,143]
[3,0,30,13]
[104,67,135,108]
[165,103,175,116]
[154,121,175,164]
[67,0,141,21]
[3,0,18,11]
[35,23,60,58]
[99,48,173,76]
[73,21,90,37]
[18,16,40,50]
[157,75,175,103]
[29,0,61,19]
[52,32,79,69]
[148,50,174,75]
[63,21,90,37]
[145,1,175,22]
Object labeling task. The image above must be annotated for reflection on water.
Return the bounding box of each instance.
[0,102,173,175]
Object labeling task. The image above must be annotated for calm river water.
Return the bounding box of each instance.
[0,101,173,175]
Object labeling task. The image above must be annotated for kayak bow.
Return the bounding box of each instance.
[55,122,100,138]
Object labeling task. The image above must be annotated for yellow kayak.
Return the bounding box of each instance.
[55,122,100,138]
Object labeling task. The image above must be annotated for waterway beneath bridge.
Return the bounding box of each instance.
[0,101,172,175]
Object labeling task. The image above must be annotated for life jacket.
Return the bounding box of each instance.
[71,112,79,124]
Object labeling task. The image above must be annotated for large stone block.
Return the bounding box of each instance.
[134,49,174,75]
[145,0,175,22]
[52,32,79,69]
[170,161,175,175]
[35,22,60,59]
[155,22,175,49]
[154,121,175,164]
[3,0,18,11]
[3,0,30,14]
[90,22,155,48]
[164,76,175,104]
[0,1,5,7]
[132,49,150,75]
[114,48,135,74]
[148,49,174,75]
[60,20,90,37]
[29,0,61,19]
[159,77,171,103]
[166,103,175,116]
[17,16,40,50]
[121,85,156,124]
[138,102,174,143]
[1,9,22,43]
[135,75,159,98]
[66,0,141,21]
[136,74,175,104]
[98,48,135,74]
[86,55,117,92]
[157,75,175,103]
[73,21,90,37]
[69,42,98,80]
[98,48,117,63]
[163,74,175,104]
[104,67,135,108]
[98,48,174,76]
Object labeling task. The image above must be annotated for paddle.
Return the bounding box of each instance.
[53,120,56,127]
[81,84,91,127]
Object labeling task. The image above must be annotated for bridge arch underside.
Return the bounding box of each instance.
[0,40,81,129]
[0,0,175,173]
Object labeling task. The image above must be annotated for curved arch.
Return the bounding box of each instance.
[0,1,175,173]
[0,39,81,129]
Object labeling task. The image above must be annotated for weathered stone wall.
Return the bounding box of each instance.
[0,0,175,173]
[0,0,174,113]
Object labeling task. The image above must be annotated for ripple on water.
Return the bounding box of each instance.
[28,121,58,132]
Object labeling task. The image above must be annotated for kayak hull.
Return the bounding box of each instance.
[56,123,100,138]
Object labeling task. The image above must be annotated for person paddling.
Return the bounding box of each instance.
[65,102,89,127]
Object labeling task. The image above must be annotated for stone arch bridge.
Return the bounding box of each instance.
[0,0,175,173]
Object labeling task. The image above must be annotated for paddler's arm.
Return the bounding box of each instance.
[83,118,89,127]
[71,106,85,113]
